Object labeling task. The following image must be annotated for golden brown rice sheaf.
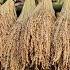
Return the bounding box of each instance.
[53,0,70,70]
[0,0,36,69]
[0,0,17,69]
[20,0,55,70]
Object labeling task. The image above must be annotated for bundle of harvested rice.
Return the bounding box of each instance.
[0,0,17,69]
[6,0,36,70]
[53,0,70,70]
[20,0,55,69]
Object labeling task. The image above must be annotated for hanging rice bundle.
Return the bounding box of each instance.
[0,0,17,69]
[53,0,70,70]
[5,0,36,70]
[0,0,7,4]
[20,0,55,70]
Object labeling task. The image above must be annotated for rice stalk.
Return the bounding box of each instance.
[17,0,36,23]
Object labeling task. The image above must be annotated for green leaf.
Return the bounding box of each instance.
[0,0,7,4]
[53,0,63,12]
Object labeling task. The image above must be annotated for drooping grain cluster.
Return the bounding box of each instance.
[53,0,70,70]
[0,0,17,69]
[19,0,55,69]
[0,0,70,70]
